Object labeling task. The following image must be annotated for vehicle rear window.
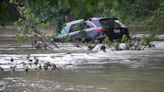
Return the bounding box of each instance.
[100,19,114,28]
[99,19,122,28]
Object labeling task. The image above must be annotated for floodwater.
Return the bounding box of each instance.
[0,42,164,92]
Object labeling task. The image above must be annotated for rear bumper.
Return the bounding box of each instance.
[105,28,130,41]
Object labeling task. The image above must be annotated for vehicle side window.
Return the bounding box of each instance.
[84,21,95,28]
[70,23,82,32]
[69,22,94,32]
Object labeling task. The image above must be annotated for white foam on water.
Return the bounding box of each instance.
[0,42,164,71]
[0,81,6,91]
[153,41,164,49]
[0,51,141,70]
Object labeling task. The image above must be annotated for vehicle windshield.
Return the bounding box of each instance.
[59,26,69,37]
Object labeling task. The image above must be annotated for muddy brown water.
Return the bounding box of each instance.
[0,42,164,92]
[0,68,164,92]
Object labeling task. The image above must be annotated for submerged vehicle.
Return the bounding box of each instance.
[54,17,130,42]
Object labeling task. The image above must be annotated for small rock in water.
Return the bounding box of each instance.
[29,63,32,66]
[129,46,135,50]
[149,43,155,48]
[27,54,33,63]
[100,45,106,52]
[27,54,30,59]
[29,59,33,62]
[23,63,29,72]
[10,57,14,62]
[25,67,29,72]
[34,57,39,66]
[44,66,48,70]
[43,62,51,70]
[119,43,129,50]
[38,64,42,70]
[75,43,80,47]
[51,64,59,70]
[140,46,145,50]
[35,64,42,71]
[0,67,4,71]
[10,66,16,72]
[21,62,26,66]
[88,45,94,51]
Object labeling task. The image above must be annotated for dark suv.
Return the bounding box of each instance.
[54,17,130,42]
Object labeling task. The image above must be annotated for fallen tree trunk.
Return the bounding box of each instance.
[32,28,59,49]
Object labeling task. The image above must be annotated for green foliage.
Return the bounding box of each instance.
[16,27,29,44]
[0,0,163,44]
[141,34,155,46]
[63,35,71,42]
[0,1,8,26]
[69,21,87,42]
[111,40,119,50]
[79,30,87,40]
[121,35,131,44]
[14,6,36,43]
[83,41,89,46]
[38,23,50,29]
[103,35,111,46]
[72,23,83,32]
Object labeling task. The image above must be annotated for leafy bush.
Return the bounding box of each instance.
[121,35,131,44]
[103,35,111,46]
[141,34,155,46]
[111,40,119,50]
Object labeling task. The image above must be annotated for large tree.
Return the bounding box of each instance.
[0,0,163,32]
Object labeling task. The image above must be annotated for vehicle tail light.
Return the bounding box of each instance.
[96,28,107,34]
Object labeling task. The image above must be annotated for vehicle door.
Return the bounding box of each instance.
[84,21,98,39]
[68,23,83,40]
[68,21,97,40]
